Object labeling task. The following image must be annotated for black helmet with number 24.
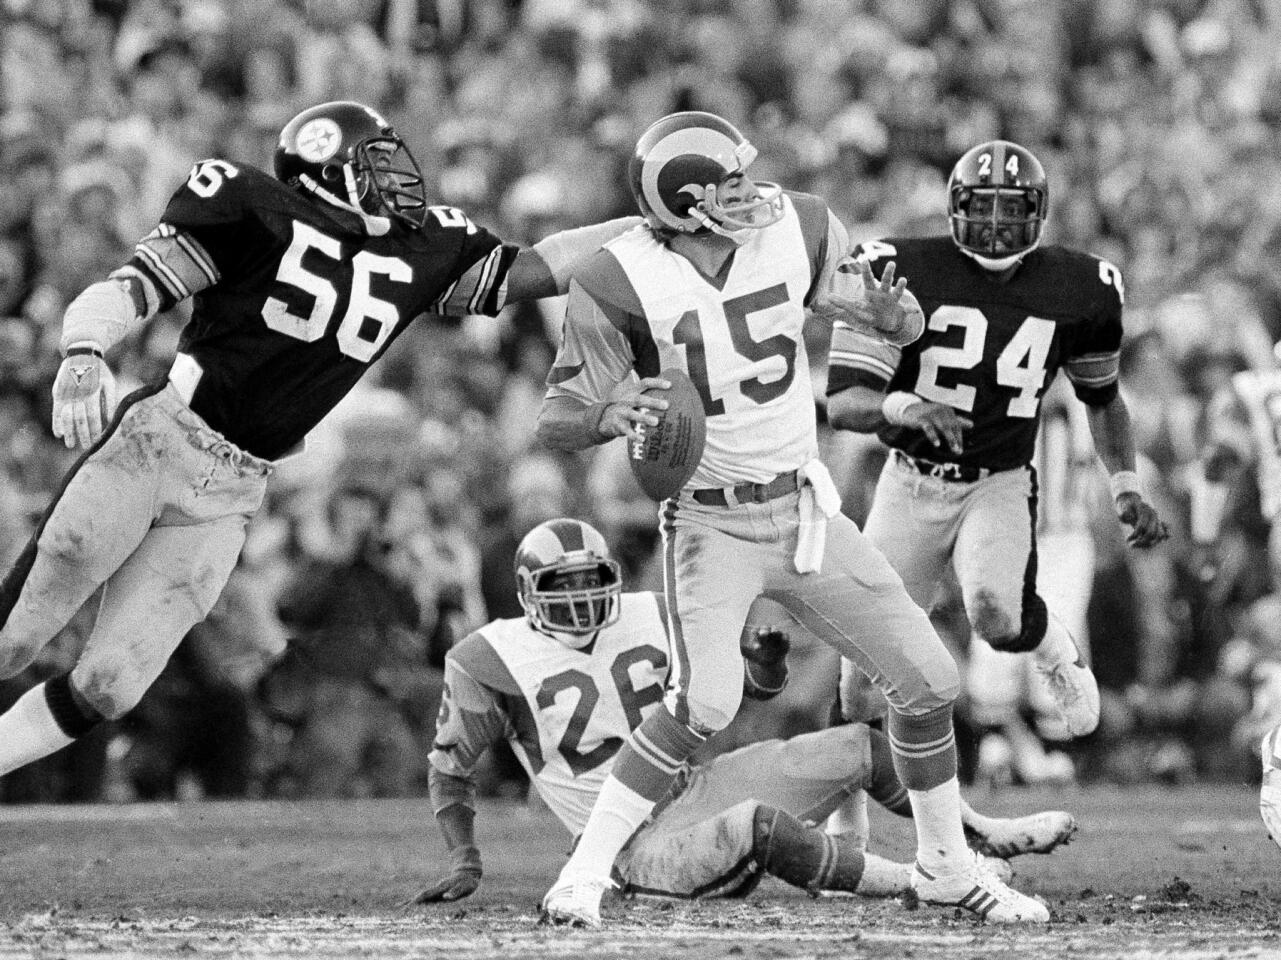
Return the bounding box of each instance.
[947,140,1047,271]
[514,518,622,648]
[628,111,784,237]
[274,100,428,236]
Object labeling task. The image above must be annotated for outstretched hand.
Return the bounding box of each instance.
[1115,492,1169,548]
[811,259,924,346]
[51,351,117,449]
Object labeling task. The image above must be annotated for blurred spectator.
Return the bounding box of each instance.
[262,485,437,798]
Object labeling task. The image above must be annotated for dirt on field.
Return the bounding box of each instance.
[1,785,1279,960]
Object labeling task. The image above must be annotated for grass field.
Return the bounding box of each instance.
[0,784,1278,959]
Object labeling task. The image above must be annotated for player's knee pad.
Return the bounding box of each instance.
[752,804,864,894]
[970,589,1046,654]
[71,662,152,720]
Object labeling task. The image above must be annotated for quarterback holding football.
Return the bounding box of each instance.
[534,111,1049,926]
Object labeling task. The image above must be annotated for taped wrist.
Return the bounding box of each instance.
[60,279,140,356]
[1108,470,1142,500]
[881,391,922,426]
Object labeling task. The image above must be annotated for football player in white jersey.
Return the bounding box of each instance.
[534,112,1049,925]
[414,519,1076,906]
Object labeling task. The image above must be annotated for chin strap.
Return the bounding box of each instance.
[299,170,391,236]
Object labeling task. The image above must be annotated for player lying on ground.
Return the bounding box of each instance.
[413,519,1076,907]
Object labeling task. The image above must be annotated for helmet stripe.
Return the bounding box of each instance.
[556,519,586,554]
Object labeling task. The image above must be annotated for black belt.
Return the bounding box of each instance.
[691,470,801,507]
[894,449,991,484]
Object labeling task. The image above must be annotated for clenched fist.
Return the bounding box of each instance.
[52,349,117,450]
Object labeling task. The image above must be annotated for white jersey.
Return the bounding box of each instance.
[1231,368,1281,520]
[606,207,816,486]
[429,592,670,835]
[545,192,848,488]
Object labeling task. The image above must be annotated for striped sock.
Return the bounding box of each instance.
[611,708,707,802]
[562,710,707,881]
[887,704,957,790]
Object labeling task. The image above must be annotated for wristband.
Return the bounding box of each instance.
[65,342,104,359]
[584,401,611,438]
[1108,470,1142,500]
[881,391,922,426]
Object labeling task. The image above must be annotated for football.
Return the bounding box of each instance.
[627,367,707,501]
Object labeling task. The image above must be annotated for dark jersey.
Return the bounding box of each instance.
[826,236,1124,472]
[123,161,516,460]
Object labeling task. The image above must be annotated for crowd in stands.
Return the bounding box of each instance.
[3,0,1281,801]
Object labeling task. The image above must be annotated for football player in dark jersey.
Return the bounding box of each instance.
[0,101,634,793]
[825,140,1168,746]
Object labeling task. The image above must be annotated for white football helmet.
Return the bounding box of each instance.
[627,111,784,238]
[514,518,622,648]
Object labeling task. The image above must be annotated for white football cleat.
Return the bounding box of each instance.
[1033,631,1099,737]
[1260,725,1281,851]
[540,871,613,928]
[829,852,1011,899]
[965,810,1078,859]
[911,853,1049,923]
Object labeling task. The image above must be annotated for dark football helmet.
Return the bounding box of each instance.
[514,518,622,645]
[274,101,427,234]
[947,140,1047,270]
[628,111,784,236]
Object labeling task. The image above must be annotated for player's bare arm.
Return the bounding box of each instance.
[537,376,671,450]
[1085,394,1169,548]
[506,218,644,304]
[828,384,972,456]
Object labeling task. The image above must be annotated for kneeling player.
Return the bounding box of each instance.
[412,519,1075,913]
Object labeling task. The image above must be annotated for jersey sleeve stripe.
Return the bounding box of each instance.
[174,233,220,287]
[1064,351,1120,387]
[467,245,504,314]
[132,243,187,302]
[131,224,220,304]
[829,352,897,381]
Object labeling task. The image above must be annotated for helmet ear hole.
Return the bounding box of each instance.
[320,163,343,183]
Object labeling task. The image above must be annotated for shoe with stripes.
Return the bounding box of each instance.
[910,854,1049,922]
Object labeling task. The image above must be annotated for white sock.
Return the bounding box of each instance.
[907,777,971,873]
[0,683,75,777]
[561,776,656,881]
[824,789,869,849]
[855,852,913,897]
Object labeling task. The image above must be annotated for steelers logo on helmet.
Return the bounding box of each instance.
[296,118,342,163]
[629,111,785,237]
[947,139,1048,271]
[514,518,622,648]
